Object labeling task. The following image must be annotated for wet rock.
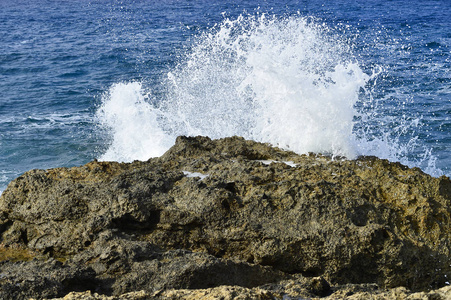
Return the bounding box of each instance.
[0,136,450,299]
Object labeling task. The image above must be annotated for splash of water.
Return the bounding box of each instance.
[96,82,173,161]
[96,14,441,175]
[160,15,369,158]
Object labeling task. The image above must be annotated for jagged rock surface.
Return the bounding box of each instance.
[41,285,451,300]
[0,136,450,299]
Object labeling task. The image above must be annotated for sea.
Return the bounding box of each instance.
[0,0,450,193]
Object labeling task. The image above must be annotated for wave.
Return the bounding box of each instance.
[96,14,442,176]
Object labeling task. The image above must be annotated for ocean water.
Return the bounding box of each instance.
[0,0,449,193]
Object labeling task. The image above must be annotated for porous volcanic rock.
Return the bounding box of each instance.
[31,284,451,300]
[0,136,450,299]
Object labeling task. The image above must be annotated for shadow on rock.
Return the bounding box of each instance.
[0,136,450,299]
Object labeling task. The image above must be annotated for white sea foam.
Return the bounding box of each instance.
[0,171,11,196]
[96,82,174,161]
[257,160,297,167]
[183,171,209,180]
[96,14,441,175]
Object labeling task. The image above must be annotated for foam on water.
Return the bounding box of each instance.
[97,82,174,162]
[97,14,441,175]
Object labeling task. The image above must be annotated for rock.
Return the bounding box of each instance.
[326,285,451,300]
[0,136,450,299]
[34,290,149,300]
[0,258,97,299]
[33,284,451,300]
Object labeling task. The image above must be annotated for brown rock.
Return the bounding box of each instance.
[0,136,450,299]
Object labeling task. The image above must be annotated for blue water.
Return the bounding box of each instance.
[0,0,450,193]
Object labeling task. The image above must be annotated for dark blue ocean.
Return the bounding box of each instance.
[0,0,450,193]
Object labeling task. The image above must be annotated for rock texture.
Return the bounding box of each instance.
[40,285,451,300]
[0,136,450,299]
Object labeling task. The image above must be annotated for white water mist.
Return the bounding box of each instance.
[98,15,368,159]
[96,82,173,161]
[96,13,440,176]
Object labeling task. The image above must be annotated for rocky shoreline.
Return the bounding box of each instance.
[0,136,450,299]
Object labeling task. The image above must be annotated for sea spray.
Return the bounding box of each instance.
[98,15,367,158]
[97,14,440,175]
[163,14,369,158]
[96,82,174,161]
